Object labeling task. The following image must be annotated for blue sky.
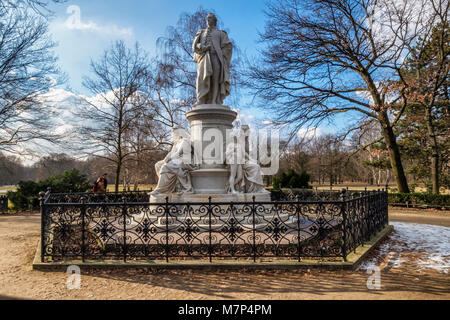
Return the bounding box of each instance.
[45,0,347,134]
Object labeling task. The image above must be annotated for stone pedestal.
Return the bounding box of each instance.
[190,168,229,194]
[185,104,237,194]
[149,104,271,218]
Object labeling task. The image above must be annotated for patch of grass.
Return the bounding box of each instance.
[0,186,16,210]
[313,185,385,191]
[0,185,17,192]
[311,184,450,194]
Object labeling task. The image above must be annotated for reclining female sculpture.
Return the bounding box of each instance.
[150,128,194,195]
[226,126,269,194]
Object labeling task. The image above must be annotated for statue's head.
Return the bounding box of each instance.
[206,13,217,27]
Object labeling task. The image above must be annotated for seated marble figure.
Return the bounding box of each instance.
[225,128,269,194]
[150,128,195,195]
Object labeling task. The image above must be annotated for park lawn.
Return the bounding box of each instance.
[0,186,16,210]
[0,186,16,192]
[313,184,450,194]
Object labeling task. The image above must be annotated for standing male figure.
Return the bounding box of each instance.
[93,173,108,193]
[192,13,232,105]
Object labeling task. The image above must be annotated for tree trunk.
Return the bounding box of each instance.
[115,159,121,193]
[379,112,410,193]
[425,106,440,194]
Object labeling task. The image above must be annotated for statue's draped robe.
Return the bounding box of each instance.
[243,159,267,193]
[153,138,194,194]
[192,28,232,104]
[225,141,267,193]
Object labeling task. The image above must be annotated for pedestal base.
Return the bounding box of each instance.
[149,191,271,203]
[190,168,229,194]
[140,191,295,229]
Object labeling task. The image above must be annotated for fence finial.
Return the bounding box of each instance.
[38,191,46,204]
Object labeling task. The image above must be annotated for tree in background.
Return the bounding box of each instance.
[278,134,363,186]
[247,0,448,193]
[8,168,90,210]
[351,122,391,186]
[0,152,29,184]
[33,153,81,181]
[1,0,65,13]
[74,41,151,192]
[272,169,311,189]
[0,0,63,155]
[397,18,449,194]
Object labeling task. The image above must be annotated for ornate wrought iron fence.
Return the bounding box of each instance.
[45,190,150,204]
[39,189,388,263]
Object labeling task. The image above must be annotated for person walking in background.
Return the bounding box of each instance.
[93,173,108,193]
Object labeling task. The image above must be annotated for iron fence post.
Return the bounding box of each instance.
[165,197,169,263]
[81,197,86,262]
[39,191,46,262]
[366,190,370,237]
[377,189,381,232]
[122,196,127,262]
[385,184,389,225]
[341,189,347,262]
[359,192,365,246]
[296,195,301,262]
[208,197,212,263]
[252,196,256,263]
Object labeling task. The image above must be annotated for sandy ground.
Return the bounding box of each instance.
[0,209,448,300]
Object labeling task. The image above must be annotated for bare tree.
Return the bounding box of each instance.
[33,153,81,181]
[75,41,152,192]
[247,0,445,192]
[351,122,391,186]
[0,0,65,14]
[0,152,28,184]
[142,61,192,146]
[120,104,165,189]
[0,2,62,154]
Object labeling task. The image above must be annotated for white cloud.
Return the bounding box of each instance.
[63,5,133,37]
[368,0,435,57]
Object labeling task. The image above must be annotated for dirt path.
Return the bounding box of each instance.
[0,212,448,300]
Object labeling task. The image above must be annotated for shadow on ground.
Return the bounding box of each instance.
[80,268,449,299]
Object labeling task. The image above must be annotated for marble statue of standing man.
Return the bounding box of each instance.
[192,13,232,105]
